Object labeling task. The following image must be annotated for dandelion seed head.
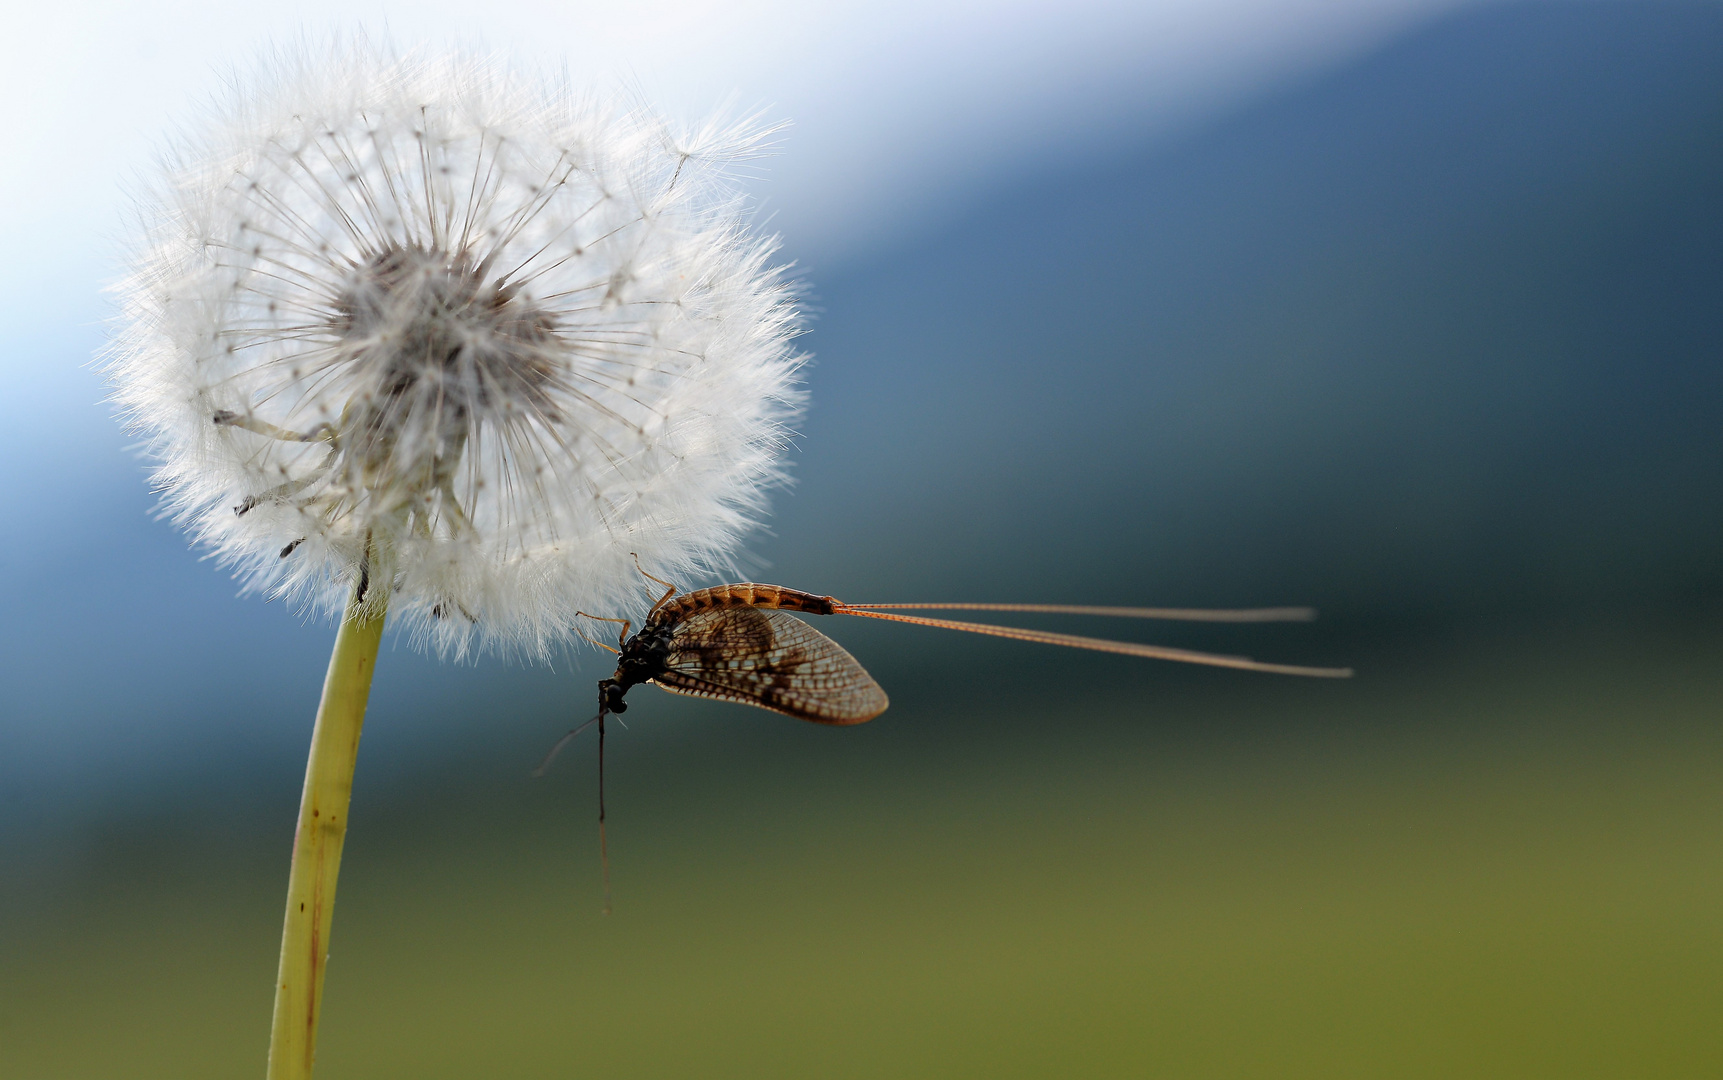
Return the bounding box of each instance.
[109,41,805,657]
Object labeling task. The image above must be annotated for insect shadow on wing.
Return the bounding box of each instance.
[537,559,1352,910]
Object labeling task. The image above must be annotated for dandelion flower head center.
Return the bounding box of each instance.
[275,242,564,530]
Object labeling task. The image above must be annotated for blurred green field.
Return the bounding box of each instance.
[5,624,1721,1078]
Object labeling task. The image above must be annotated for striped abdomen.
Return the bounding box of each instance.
[651,583,839,628]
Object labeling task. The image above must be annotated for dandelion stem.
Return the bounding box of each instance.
[266,584,387,1080]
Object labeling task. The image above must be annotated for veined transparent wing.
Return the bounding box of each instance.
[651,607,889,725]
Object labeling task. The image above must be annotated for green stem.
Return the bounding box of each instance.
[266,584,387,1080]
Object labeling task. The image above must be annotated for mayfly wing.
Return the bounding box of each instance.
[832,608,1353,678]
[837,602,1316,622]
[653,606,890,724]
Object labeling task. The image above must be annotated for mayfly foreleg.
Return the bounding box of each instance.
[629,552,678,616]
[575,611,631,653]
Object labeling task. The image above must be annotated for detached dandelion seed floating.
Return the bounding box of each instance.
[108,41,802,1080]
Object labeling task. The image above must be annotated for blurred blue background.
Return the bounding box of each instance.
[4,2,1722,1076]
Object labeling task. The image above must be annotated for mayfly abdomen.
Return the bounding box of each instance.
[655,583,840,623]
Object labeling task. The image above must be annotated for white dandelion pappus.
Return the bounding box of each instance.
[110,45,805,657]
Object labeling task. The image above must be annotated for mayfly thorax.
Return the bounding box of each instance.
[538,563,1353,909]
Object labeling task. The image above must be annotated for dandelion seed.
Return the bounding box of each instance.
[109,41,805,658]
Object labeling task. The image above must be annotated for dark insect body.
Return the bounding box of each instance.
[537,567,1351,911]
[597,582,887,725]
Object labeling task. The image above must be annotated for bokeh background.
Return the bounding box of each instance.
[4,1,1723,1076]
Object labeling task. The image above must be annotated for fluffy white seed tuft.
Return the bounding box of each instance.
[108,43,806,658]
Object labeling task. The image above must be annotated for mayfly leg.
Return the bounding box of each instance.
[575,612,631,652]
[630,553,678,616]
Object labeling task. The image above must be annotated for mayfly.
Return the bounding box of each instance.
[536,564,1351,907]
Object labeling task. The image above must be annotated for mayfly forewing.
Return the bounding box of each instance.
[653,606,889,724]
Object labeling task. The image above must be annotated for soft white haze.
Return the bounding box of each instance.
[3,0,1469,352]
